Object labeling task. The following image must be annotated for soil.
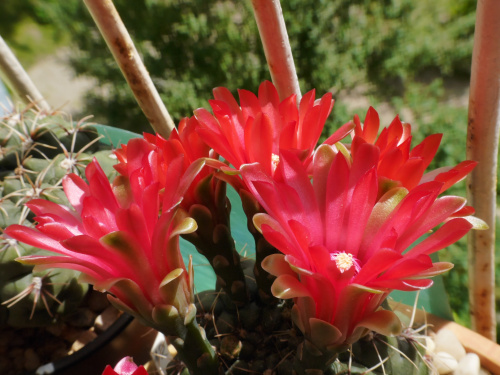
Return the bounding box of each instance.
[0,289,121,375]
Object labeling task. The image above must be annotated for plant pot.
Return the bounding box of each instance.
[0,125,154,375]
[26,314,156,375]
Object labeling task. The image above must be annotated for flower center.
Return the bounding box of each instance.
[331,251,358,273]
[271,153,280,172]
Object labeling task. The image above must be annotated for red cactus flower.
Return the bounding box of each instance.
[5,157,205,328]
[102,357,148,375]
[194,80,353,176]
[241,145,484,351]
[114,116,243,210]
[332,106,477,196]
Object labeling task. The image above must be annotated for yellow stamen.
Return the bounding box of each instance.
[271,153,280,171]
[331,252,355,273]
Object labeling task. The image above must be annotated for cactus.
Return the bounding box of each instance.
[164,258,430,375]
[0,105,118,327]
[181,177,249,307]
[3,89,482,375]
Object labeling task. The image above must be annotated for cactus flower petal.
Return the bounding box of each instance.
[195,80,340,176]
[240,109,481,351]
[102,356,148,375]
[6,156,204,329]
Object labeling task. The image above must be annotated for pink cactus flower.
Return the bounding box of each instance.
[114,116,212,208]
[5,157,204,328]
[194,80,353,176]
[114,116,244,211]
[331,106,478,196]
[102,356,148,375]
[241,142,484,351]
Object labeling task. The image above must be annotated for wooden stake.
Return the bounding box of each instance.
[0,36,51,112]
[467,0,500,341]
[83,0,175,138]
[251,0,301,102]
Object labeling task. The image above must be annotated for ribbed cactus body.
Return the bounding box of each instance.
[182,177,249,307]
[0,107,118,328]
[175,258,431,375]
[0,107,439,374]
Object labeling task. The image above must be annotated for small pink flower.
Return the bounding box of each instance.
[114,116,243,211]
[102,357,148,375]
[334,106,477,195]
[6,157,203,328]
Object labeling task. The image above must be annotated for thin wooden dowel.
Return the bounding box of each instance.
[83,0,175,138]
[466,0,500,341]
[0,36,51,112]
[251,0,301,102]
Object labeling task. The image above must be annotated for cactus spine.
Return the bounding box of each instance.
[0,105,118,327]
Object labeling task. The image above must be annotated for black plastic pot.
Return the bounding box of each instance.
[26,314,156,375]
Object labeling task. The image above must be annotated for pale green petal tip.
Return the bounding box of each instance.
[221,167,241,175]
[261,253,284,272]
[272,285,293,299]
[184,303,197,325]
[350,283,385,295]
[261,254,295,277]
[288,262,314,276]
[314,143,337,163]
[252,213,268,234]
[107,294,138,317]
[271,274,311,299]
[467,216,489,230]
[160,268,184,288]
[172,217,198,236]
[152,304,182,328]
[334,142,352,165]
[309,318,342,349]
[101,231,128,249]
[357,309,402,337]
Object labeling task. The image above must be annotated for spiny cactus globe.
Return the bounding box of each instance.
[0,104,118,327]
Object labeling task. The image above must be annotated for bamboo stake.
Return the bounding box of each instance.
[251,0,301,102]
[0,36,51,112]
[82,0,175,138]
[466,0,500,341]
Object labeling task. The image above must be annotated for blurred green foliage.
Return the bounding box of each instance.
[20,0,475,132]
[27,0,269,132]
[3,0,495,330]
[0,2,66,67]
[0,2,38,39]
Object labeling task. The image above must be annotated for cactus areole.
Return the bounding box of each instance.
[5,82,486,374]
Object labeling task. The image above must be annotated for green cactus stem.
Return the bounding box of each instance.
[154,303,220,375]
[182,176,248,307]
[292,340,340,375]
[339,332,429,375]
[239,189,278,304]
[0,269,89,327]
[0,107,118,328]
